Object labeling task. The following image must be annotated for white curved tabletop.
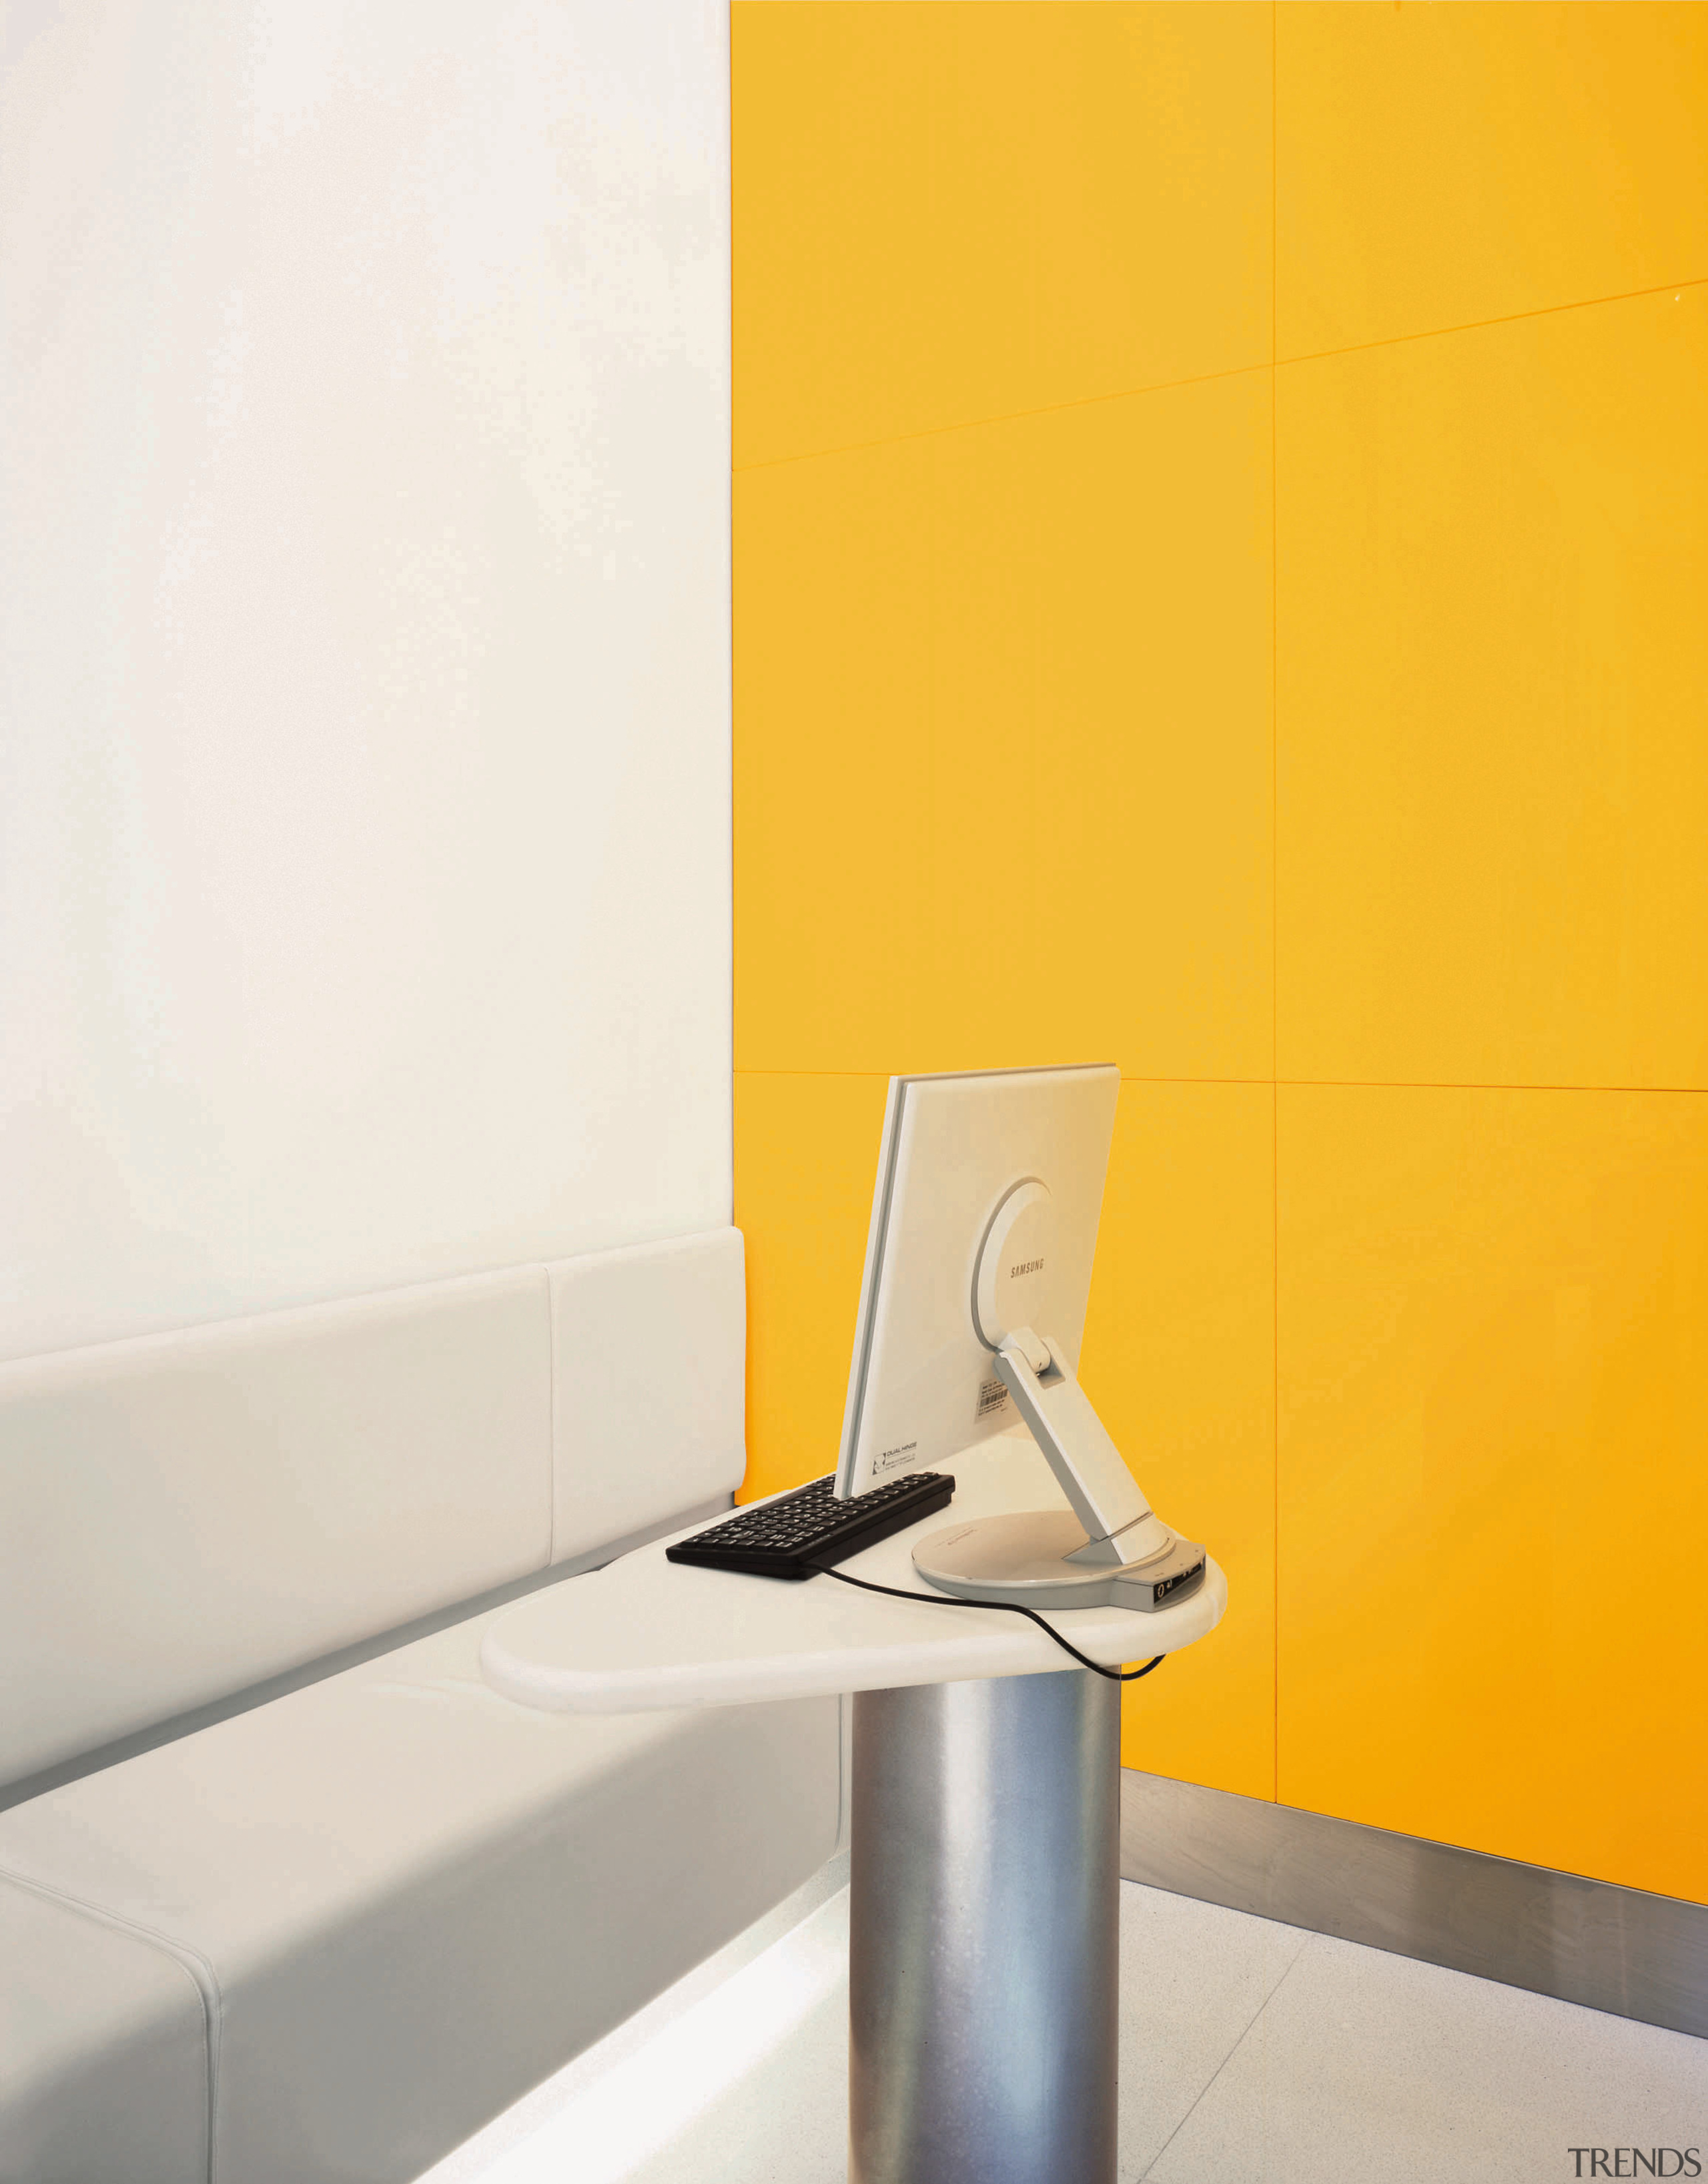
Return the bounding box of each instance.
[481,1438,1227,1714]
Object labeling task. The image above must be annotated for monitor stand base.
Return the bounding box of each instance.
[912,1509,1206,1613]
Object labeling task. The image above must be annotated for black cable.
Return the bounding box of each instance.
[803,1560,1166,1684]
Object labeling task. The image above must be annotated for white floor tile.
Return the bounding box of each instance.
[618,1880,1308,2183]
[1144,1931,1708,2184]
[623,1968,848,2184]
[432,1872,1707,2184]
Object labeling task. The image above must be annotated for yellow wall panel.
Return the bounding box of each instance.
[733,2,1708,1880]
[1278,1084,1708,1902]
[1277,287,1708,1091]
[735,1070,891,1504]
[1277,1,1708,360]
[1082,1082,1275,1802]
[733,1,1272,468]
[737,368,1274,1081]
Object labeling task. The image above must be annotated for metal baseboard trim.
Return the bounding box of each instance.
[1120,1768,1707,2040]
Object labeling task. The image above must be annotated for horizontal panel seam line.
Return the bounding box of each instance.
[731,285,1703,476]
[1278,1078,1708,1096]
[735,1069,1274,1084]
[1276,274,1706,370]
[732,359,1273,474]
[735,1070,1708,1094]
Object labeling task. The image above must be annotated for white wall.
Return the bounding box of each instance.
[0,0,731,1362]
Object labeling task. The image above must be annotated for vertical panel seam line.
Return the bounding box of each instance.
[1270,0,1280,1809]
[728,75,738,1204]
[544,1266,558,1568]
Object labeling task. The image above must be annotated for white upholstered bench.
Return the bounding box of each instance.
[0,1230,840,2182]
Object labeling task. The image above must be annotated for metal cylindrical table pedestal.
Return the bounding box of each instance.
[849,1668,1121,2184]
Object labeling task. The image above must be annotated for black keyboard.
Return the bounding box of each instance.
[665,1470,955,1581]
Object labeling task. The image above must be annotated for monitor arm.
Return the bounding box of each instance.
[909,1325,1208,1613]
[993,1329,1162,1566]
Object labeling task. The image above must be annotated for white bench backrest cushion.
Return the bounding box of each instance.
[548,1228,747,1562]
[0,1269,551,1787]
[0,1228,750,1793]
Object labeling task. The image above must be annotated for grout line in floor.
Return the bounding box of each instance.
[1132,1919,1314,2183]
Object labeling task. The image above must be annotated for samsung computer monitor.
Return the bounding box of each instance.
[834,1064,1206,1612]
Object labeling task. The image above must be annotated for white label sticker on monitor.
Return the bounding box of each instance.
[976,1378,1010,1420]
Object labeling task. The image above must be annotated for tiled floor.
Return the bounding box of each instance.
[428,1865,1708,2183]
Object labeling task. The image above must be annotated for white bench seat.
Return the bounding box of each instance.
[0,1882,210,2182]
[0,1599,840,2184]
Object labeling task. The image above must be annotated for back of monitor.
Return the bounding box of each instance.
[835,1064,1120,1498]
[834,1062,1208,1613]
